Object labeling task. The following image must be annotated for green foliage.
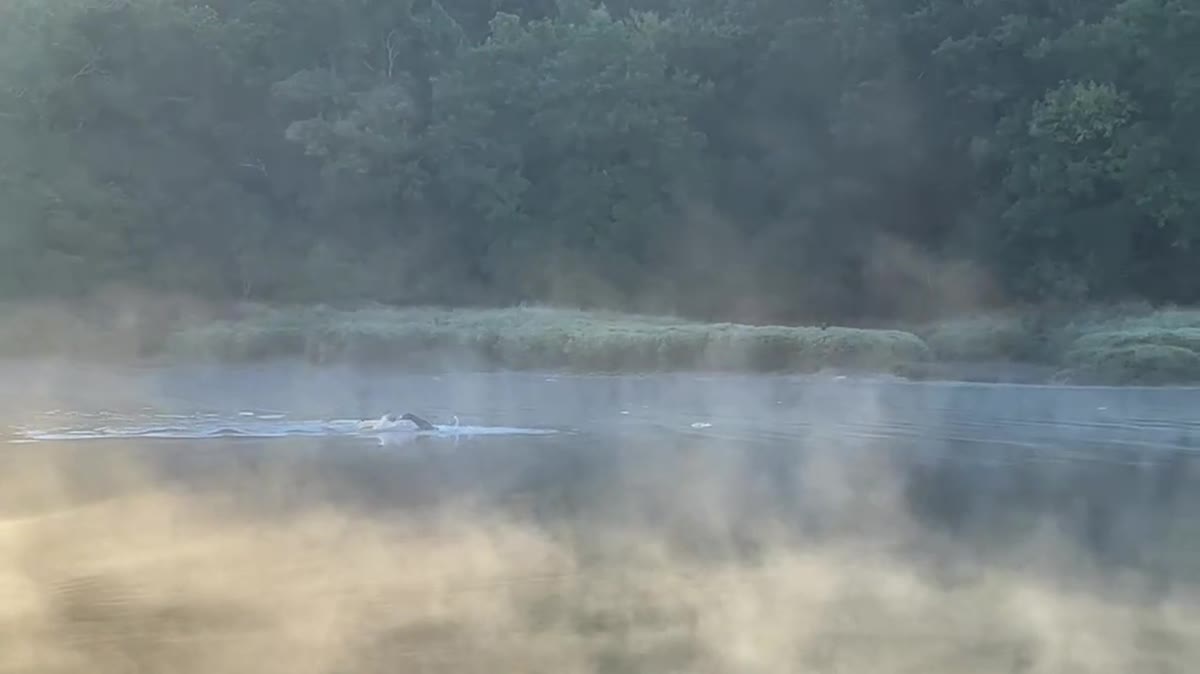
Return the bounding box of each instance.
[419,8,711,300]
[0,0,1199,326]
[987,0,1200,303]
[918,314,1034,362]
[911,304,1200,383]
[1054,308,1200,384]
[1061,344,1200,386]
[164,305,931,372]
[1070,328,1200,355]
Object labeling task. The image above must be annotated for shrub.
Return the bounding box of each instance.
[1069,328,1200,355]
[1060,343,1200,385]
[917,314,1032,361]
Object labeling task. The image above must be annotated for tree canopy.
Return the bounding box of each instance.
[1,0,1197,322]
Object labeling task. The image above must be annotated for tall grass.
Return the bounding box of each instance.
[164,305,933,373]
[9,296,1200,382]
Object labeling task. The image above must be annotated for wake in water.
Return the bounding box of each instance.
[10,410,558,443]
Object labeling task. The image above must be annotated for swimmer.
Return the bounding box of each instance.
[358,412,436,432]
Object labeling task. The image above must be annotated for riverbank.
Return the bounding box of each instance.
[4,300,1200,384]
[166,305,933,374]
[908,304,1200,385]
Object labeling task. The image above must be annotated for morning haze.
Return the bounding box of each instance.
[1,0,1199,672]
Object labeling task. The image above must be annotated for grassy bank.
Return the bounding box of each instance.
[0,302,929,373]
[6,299,1200,383]
[165,305,932,373]
[912,304,1200,385]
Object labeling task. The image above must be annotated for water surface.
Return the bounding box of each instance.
[2,363,1199,673]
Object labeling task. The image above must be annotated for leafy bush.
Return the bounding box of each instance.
[918,314,1033,361]
[1060,344,1200,385]
[1069,328,1200,355]
[918,304,1200,366]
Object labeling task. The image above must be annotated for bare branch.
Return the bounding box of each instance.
[70,46,104,82]
[70,60,96,82]
[237,158,269,177]
[384,29,401,79]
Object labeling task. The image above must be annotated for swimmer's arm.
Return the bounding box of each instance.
[405,413,436,431]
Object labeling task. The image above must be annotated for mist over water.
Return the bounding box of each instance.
[2,363,1199,673]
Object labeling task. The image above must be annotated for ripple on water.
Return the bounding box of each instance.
[10,411,558,443]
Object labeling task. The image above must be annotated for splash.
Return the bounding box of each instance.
[10,410,557,443]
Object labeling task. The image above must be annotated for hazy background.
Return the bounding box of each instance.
[2,0,1200,671]
[1,0,1197,322]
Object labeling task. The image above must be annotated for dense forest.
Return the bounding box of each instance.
[0,0,1197,323]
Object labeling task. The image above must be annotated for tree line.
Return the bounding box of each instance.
[1,0,1197,322]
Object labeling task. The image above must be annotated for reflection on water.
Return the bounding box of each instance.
[1,367,1200,673]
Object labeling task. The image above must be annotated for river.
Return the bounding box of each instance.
[1,362,1198,673]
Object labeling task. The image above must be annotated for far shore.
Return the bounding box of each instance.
[2,301,1199,386]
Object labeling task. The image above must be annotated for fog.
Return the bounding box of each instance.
[1,365,1198,673]
[4,0,1200,670]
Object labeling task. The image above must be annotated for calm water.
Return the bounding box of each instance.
[3,362,1200,672]
[5,363,1199,563]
